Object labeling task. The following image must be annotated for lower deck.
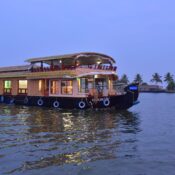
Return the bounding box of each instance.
[0,76,123,98]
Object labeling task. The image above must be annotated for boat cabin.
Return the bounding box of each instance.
[0,52,118,98]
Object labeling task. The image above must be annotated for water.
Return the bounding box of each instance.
[0,93,175,175]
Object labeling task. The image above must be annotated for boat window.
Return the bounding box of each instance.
[4,80,12,94]
[18,80,28,94]
[77,78,88,93]
[61,80,73,95]
[50,80,59,94]
[39,80,42,92]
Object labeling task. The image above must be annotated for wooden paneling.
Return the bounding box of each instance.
[28,80,44,96]
[11,79,18,95]
[0,79,3,95]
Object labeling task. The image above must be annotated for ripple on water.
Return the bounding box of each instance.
[0,104,141,174]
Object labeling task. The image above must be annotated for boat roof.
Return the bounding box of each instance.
[0,65,30,73]
[26,52,116,65]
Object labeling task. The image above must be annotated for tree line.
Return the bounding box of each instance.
[119,72,175,90]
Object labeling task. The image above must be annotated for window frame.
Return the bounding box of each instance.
[18,80,28,95]
[61,80,73,95]
[50,80,59,95]
[3,80,12,94]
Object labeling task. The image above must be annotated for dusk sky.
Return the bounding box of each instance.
[0,0,175,83]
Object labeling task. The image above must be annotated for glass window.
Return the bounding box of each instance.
[4,80,12,94]
[4,80,11,89]
[61,80,73,95]
[50,80,59,94]
[39,80,42,92]
[78,78,88,93]
[19,80,28,94]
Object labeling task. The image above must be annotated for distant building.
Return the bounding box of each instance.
[139,84,165,92]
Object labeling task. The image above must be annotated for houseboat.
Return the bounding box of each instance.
[0,52,139,109]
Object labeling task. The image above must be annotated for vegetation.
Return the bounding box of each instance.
[167,81,175,91]
[164,72,175,91]
[133,74,143,84]
[164,72,174,83]
[119,72,175,91]
[150,73,162,84]
[119,74,129,84]
[142,82,148,85]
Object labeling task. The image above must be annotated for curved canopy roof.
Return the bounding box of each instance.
[26,52,116,65]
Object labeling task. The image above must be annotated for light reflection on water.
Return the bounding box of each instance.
[0,104,141,175]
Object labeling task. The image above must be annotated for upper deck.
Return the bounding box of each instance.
[0,52,117,79]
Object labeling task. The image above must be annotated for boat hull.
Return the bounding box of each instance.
[0,84,139,110]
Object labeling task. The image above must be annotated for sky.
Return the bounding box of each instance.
[0,0,175,83]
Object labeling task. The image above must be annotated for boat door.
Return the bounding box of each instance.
[95,78,108,96]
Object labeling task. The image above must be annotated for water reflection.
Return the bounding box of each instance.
[0,104,141,174]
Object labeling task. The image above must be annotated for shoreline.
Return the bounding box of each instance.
[140,90,175,93]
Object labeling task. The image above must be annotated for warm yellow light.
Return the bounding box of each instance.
[39,80,42,91]
[19,80,27,89]
[97,61,101,65]
[94,75,98,79]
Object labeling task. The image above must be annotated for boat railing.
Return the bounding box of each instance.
[3,88,12,95]
[113,83,126,95]
[18,88,28,95]
[78,85,115,97]
[31,65,117,72]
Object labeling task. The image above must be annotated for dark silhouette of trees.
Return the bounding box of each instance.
[151,73,162,84]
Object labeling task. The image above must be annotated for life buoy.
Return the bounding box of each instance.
[103,98,110,107]
[37,98,44,106]
[53,101,60,108]
[24,97,29,104]
[78,101,86,109]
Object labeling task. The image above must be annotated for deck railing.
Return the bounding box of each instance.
[18,88,28,95]
[31,65,117,72]
[3,88,12,94]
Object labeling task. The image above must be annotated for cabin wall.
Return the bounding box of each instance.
[11,79,18,95]
[0,78,19,96]
[0,79,3,95]
[28,80,44,96]
[73,80,78,96]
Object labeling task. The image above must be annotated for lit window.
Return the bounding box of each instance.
[78,78,88,93]
[39,80,42,92]
[18,80,28,94]
[61,80,73,95]
[4,80,12,94]
[50,80,59,94]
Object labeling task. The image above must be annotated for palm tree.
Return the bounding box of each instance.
[151,73,162,84]
[167,81,175,91]
[164,72,174,84]
[120,74,129,84]
[133,74,143,84]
